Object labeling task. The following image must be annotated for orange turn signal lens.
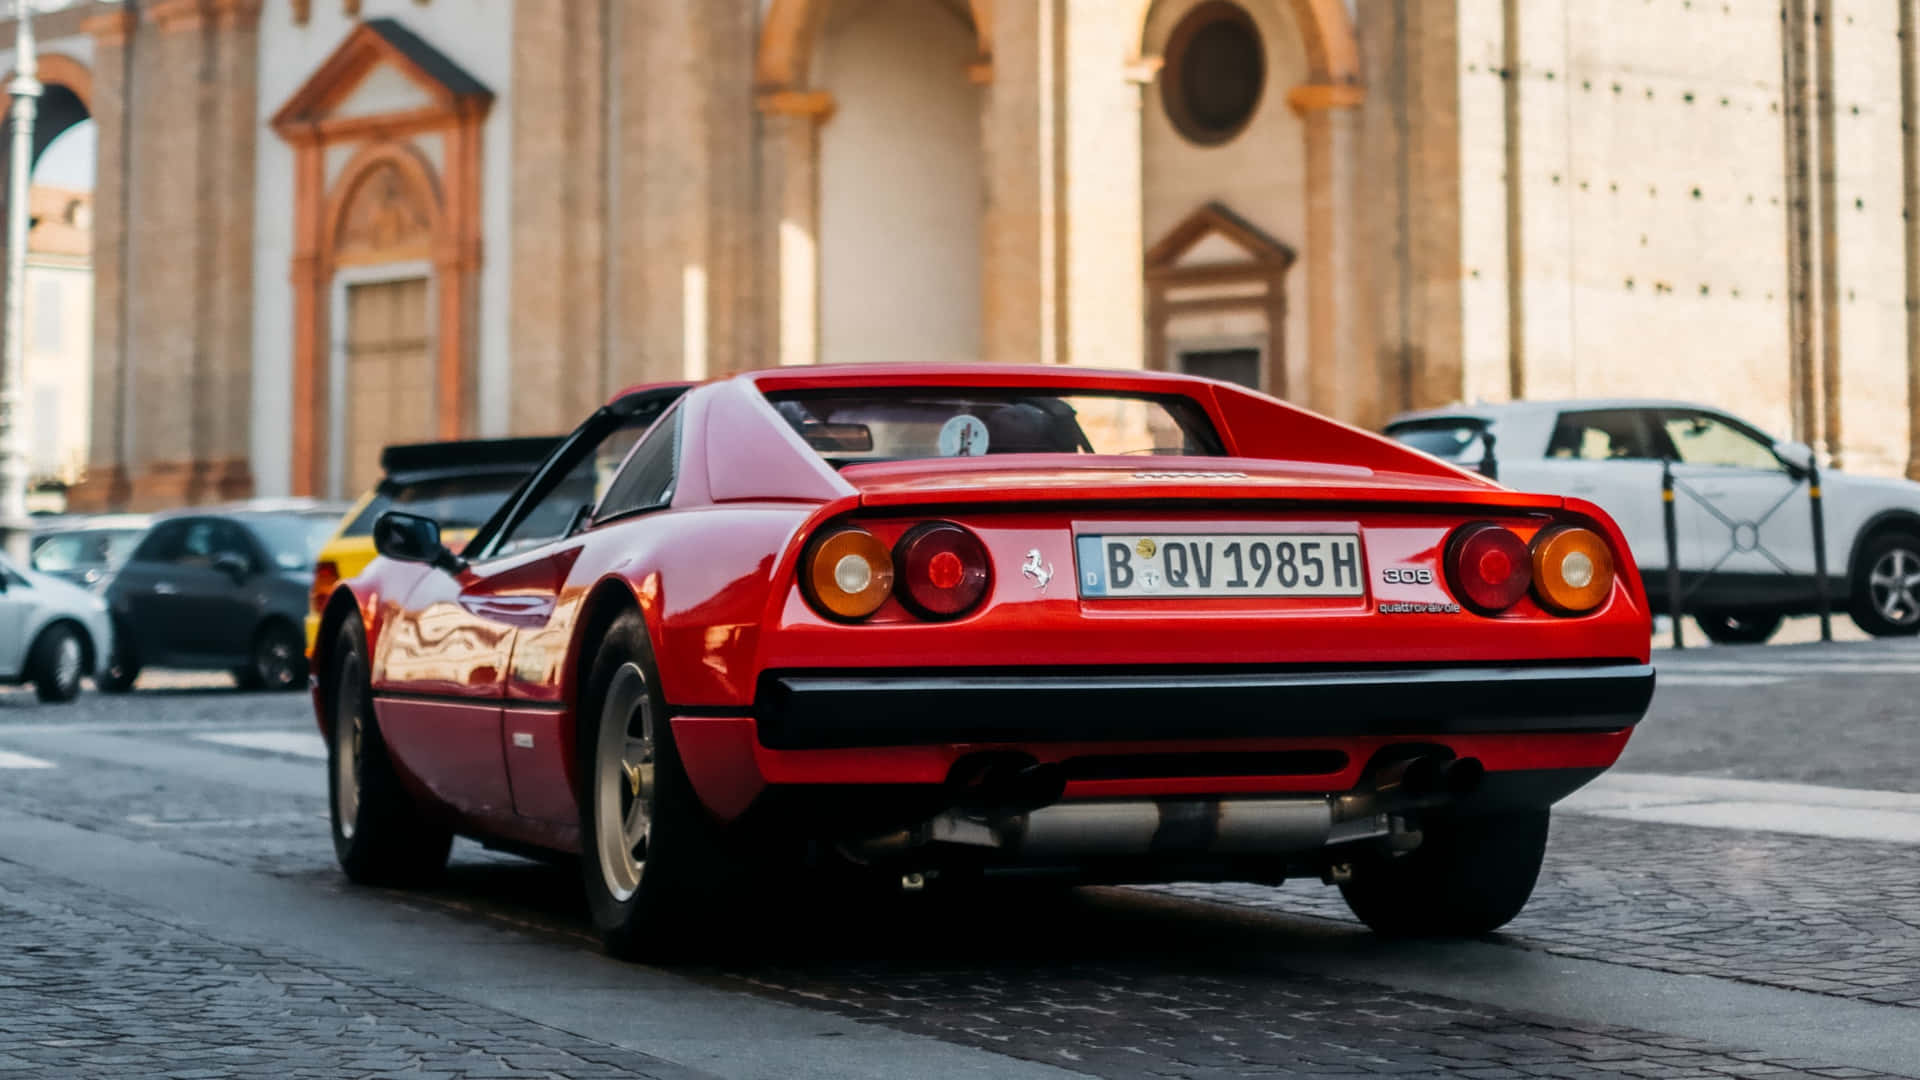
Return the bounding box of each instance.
[1530,527,1615,614]
[804,527,895,620]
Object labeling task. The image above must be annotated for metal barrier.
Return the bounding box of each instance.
[1659,458,1832,649]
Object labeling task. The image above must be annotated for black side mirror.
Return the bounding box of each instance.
[212,551,252,581]
[372,511,467,574]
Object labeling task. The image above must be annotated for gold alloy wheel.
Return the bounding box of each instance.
[595,662,656,902]
[333,653,364,841]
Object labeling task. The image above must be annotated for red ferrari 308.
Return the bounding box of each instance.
[312,365,1653,960]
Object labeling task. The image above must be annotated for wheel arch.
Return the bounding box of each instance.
[28,617,95,677]
[312,585,364,739]
[1845,510,1920,579]
[564,577,658,805]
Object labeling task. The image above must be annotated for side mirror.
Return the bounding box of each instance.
[212,551,252,581]
[1774,440,1815,475]
[372,511,468,574]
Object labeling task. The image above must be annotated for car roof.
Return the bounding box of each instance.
[153,501,351,522]
[1388,398,1729,426]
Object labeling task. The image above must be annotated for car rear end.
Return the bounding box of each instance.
[672,378,1654,891]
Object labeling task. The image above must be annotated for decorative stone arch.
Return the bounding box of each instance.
[1130,0,1365,415]
[1145,202,1296,396]
[1126,0,1359,93]
[271,18,491,496]
[25,51,93,112]
[6,52,95,169]
[756,0,993,91]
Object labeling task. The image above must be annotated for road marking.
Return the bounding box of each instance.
[1654,674,1791,687]
[192,731,327,760]
[126,812,324,830]
[1563,772,1920,845]
[0,749,54,769]
[1659,661,1920,675]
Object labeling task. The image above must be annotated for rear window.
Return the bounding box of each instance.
[766,389,1224,463]
[247,513,344,571]
[1386,419,1487,462]
[341,473,531,538]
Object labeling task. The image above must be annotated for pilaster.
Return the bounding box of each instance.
[979,0,1058,365]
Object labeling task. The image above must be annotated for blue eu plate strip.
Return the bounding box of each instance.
[1075,535,1106,596]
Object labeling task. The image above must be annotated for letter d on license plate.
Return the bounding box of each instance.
[1075,533,1363,598]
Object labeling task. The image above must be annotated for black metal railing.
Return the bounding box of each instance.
[1659,458,1832,648]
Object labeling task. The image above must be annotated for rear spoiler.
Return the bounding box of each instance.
[378,436,562,478]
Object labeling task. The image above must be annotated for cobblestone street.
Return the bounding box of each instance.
[1,641,1916,1079]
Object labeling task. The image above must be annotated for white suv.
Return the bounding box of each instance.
[1385,399,1920,644]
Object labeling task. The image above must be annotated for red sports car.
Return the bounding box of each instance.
[312,365,1653,960]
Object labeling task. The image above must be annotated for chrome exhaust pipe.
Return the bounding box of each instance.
[931,797,1344,858]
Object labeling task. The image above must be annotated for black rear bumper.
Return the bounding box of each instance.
[752,663,1654,750]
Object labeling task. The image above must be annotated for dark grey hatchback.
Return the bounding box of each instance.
[99,507,344,692]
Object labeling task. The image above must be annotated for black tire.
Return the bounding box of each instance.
[1694,610,1783,645]
[1849,531,1920,638]
[327,619,452,886]
[95,647,139,694]
[243,622,307,691]
[27,623,86,703]
[577,610,742,962]
[1339,809,1550,937]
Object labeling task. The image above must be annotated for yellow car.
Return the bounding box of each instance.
[306,437,561,652]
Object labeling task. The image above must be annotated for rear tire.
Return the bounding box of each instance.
[95,647,139,694]
[327,619,452,886]
[244,622,307,691]
[28,624,86,703]
[1849,531,1920,638]
[578,610,742,963]
[1339,810,1549,937]
[1694,610,1782,645]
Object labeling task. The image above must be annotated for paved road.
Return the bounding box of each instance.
[0,642,1915,1079]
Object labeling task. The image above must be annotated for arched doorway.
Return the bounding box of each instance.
[5,51,97,503]
[756,0,990,368]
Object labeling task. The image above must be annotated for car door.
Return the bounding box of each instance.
[0,562,33,678]
[148,518,258,662]
[371,401,661,823]
[113,520,192,663]
[1502,409,1669,573]
[1658,408,1816,582]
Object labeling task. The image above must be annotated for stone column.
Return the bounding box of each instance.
[72,8,135,511]
[1059,0,1145,369]
[757,93,831,369]
[1293,85,1369,422]
[979,0,1058,365]
[126,0,212,507]
[509,0,608,434]
[208,0,258,499]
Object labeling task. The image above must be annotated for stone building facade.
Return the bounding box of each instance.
[1,0,1915,507]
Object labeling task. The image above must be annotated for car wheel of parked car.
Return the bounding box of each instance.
[1338,809,1549,937]
[96,649,139,694]
[240,623,308,691]
[1850,531,1920,638]
[328,619,452,886]
[579,610,741,963]
[28,623,86,703]
[1694,610,1783,645]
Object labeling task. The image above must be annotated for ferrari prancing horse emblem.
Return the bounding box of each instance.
[1022,549,1054,591]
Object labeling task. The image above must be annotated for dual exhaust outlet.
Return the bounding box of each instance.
[857,752,1485,861]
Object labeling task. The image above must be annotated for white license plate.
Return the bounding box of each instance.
[1074,533,1364,598]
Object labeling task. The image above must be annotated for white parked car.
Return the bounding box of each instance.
[1385,399,1920,644]
[0,551,116,702]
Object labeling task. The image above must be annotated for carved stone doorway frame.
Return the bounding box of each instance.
[1145,202,1297,397]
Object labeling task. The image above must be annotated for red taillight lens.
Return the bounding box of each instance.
[310,560,341,615]
[1445,523,1532,614]
[894,522,992,619]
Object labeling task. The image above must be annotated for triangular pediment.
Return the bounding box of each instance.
[1145,202,1295,274]
[272,18,493,136]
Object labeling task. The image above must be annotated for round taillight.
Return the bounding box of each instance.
[804,527,895,620]
[894,522,992,619]
[1530,526,1615,614]
[1445,522,1532,614]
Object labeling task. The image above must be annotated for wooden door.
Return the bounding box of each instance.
[343,277,432,495]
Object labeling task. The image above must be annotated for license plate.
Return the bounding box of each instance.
[1074,533,1364,598]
